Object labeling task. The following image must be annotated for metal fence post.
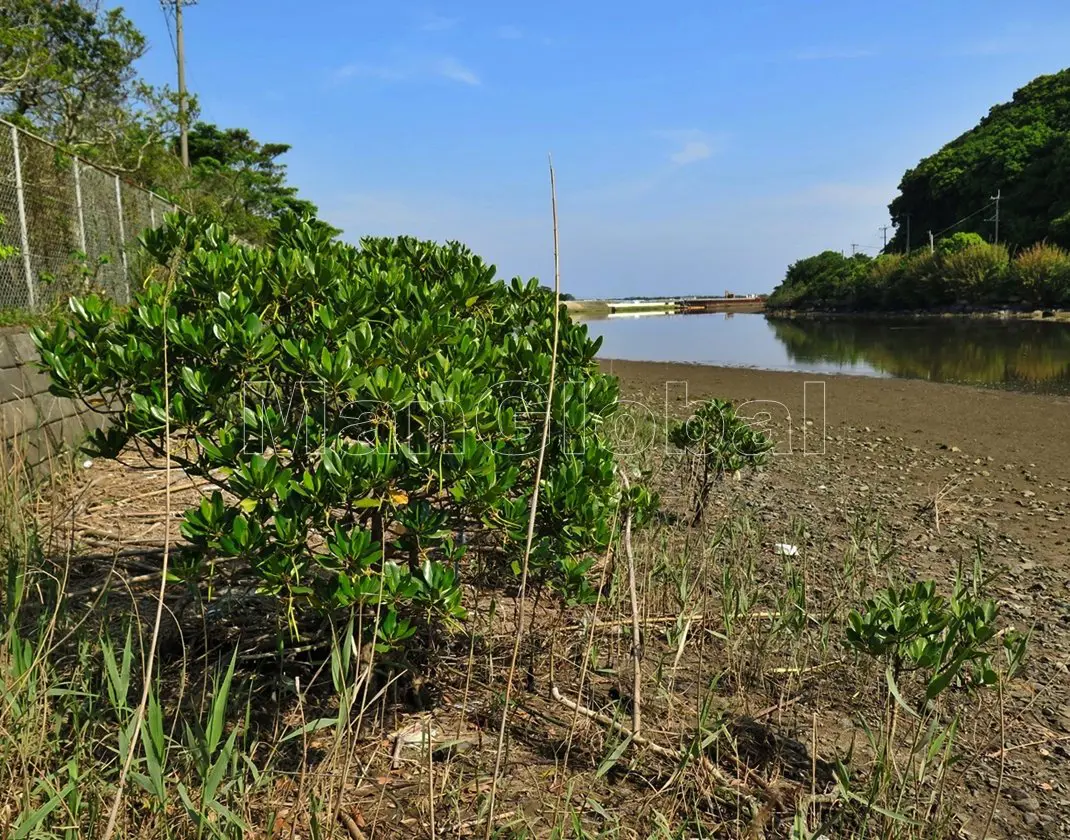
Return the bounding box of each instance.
[10,125,36,310]
[149,201,156,228]
[72,157,87,254]
[114,173,129,302]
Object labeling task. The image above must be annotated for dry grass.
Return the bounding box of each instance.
[0,396,1034,839]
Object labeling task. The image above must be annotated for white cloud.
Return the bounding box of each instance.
[495,24,523,40]
[434,57,480,85]
[417,11,458,31]
[670,141,713,165]
[792,47,877,61]
[335,55,480,86]
[653,130,718,166]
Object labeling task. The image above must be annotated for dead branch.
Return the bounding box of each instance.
[550,683,758,803]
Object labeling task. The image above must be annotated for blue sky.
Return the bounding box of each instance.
[125,0,1070,297]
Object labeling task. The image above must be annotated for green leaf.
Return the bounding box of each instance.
[12,779,76,839]
[885,666,919,719]
[595,736,633,779]
[281,717,339,743]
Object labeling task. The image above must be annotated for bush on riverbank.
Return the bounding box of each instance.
[33,212,636,651]
[1014,242,1070,307]
[769,237,1070,312]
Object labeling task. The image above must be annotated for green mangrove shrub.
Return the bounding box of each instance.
[841,573,1027,831]
[846,579,1025,702]
[33,213,630,649]
[669,398,773,525]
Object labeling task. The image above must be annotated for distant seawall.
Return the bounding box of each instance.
[566,297,765,317]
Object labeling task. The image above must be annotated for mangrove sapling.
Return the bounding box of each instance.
[844,574,1028,832]
[669,399,774,526]
[33,212,657,659]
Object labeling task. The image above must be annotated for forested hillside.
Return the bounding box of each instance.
[888,68,1070,251]
[771,68,1070,311]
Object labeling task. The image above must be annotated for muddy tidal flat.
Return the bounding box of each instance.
[607,358,1070,839]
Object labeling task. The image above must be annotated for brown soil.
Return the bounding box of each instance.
[605,359,1070,839]
[21,361,1070,838]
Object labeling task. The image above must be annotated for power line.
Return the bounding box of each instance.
[930,200,996,241]
[160,2,178,62]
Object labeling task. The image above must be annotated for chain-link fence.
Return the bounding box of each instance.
[0,118,178,312]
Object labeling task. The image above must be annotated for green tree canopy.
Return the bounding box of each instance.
[889,68,1070,251]
[0,1,334,244]
[185,122,339,242]
[0,0,182,172]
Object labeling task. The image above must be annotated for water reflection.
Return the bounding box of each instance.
[583,311,1070,394]
[767,315,1070,393]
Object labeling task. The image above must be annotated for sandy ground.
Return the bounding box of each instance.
[605,359,1070,838]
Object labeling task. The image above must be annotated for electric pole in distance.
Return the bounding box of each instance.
[903,213,912,255]
[163,0,196,168]
[879,225,890,251]
[988,189,1001,244]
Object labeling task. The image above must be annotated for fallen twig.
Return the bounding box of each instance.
[583,610,799,631]
[550,683,757,801]
[768,659,844,676]
[453,809,517,835]
[340,812,368,840]
[753,694,805,721]
[985,732,1070,759]
[65,570,164,599]
[86,477,215,511]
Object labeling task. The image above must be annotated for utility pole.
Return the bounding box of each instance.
[164,0,195,167]
[989,189,1001,244]
[879,225,890,250]
[176,0,189,167]
[850,243,858,256]
[928,230,934,254]
[904,213,912,255]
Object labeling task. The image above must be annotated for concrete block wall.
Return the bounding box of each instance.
[0,328,106,470]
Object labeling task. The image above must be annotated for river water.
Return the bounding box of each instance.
[581,312,1070,395]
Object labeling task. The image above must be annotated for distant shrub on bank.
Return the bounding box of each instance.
[936,231,987,255]
[768,250,871,310]
[940,241,1009,301]
[770,236,1069,312]
[1012,242,1070,307]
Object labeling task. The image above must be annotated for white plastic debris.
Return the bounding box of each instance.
[82,459,93,470]
[774,543,798,557]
